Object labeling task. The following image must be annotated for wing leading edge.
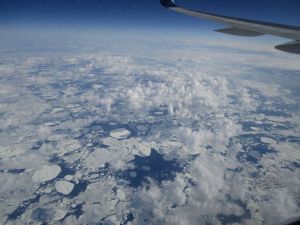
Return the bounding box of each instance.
[160,0,300,54]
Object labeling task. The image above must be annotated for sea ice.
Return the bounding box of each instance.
[53,209,67,221]
[139,148,151,156]
[110,128,131,139]
[55,181,74,195]
[64,175,74,181]
[261,137,277,145]
[32,165,61,183]
[129,171,137,178]
[116,189,126,201]
[250,126,260,131]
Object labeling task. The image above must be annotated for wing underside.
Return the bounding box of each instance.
[160,0,300,54]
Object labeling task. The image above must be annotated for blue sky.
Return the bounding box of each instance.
[1,0,300,29]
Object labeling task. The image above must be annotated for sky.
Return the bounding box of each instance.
[0,0,300,55]
[1,0,300,29]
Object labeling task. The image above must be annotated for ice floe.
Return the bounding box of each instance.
[90,174,100,179]
[110,128,131,139]
[138,148,151,157]
[129,171,137,178]
[52,209,67,221]
[55,181,74,195]
[261,137,277,145]
[250,126,260,131]
[64,175,74,181]
[116,189,126,201]
[142,166,151,171]
[32,165,61,183]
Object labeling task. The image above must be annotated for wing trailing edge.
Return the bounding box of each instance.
[160,0,300,54]
[215,27,264,37]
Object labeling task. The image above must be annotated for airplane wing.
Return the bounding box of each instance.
[160,0,300,54]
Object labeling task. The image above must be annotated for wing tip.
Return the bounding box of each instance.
[160,0,177,8]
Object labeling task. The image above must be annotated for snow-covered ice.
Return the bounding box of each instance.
[261,137,277,145]
[32,165,61,183]
[55,181,74,195]
[138,148,151,156]
[110,128,131,139]
[129,171,137,178]
[64,175,74,181]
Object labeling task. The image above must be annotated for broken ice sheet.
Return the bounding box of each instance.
[32,165,61,183]
[110,128,131,139]
[55,180,74,195]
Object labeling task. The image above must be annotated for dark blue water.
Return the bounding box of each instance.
[117,149,183,188]
[236,134,277,164]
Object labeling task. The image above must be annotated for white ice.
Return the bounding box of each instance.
[55,180,74,195]
[110,128,131,139]
[261,137,277,145]
[32,165,61,183]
